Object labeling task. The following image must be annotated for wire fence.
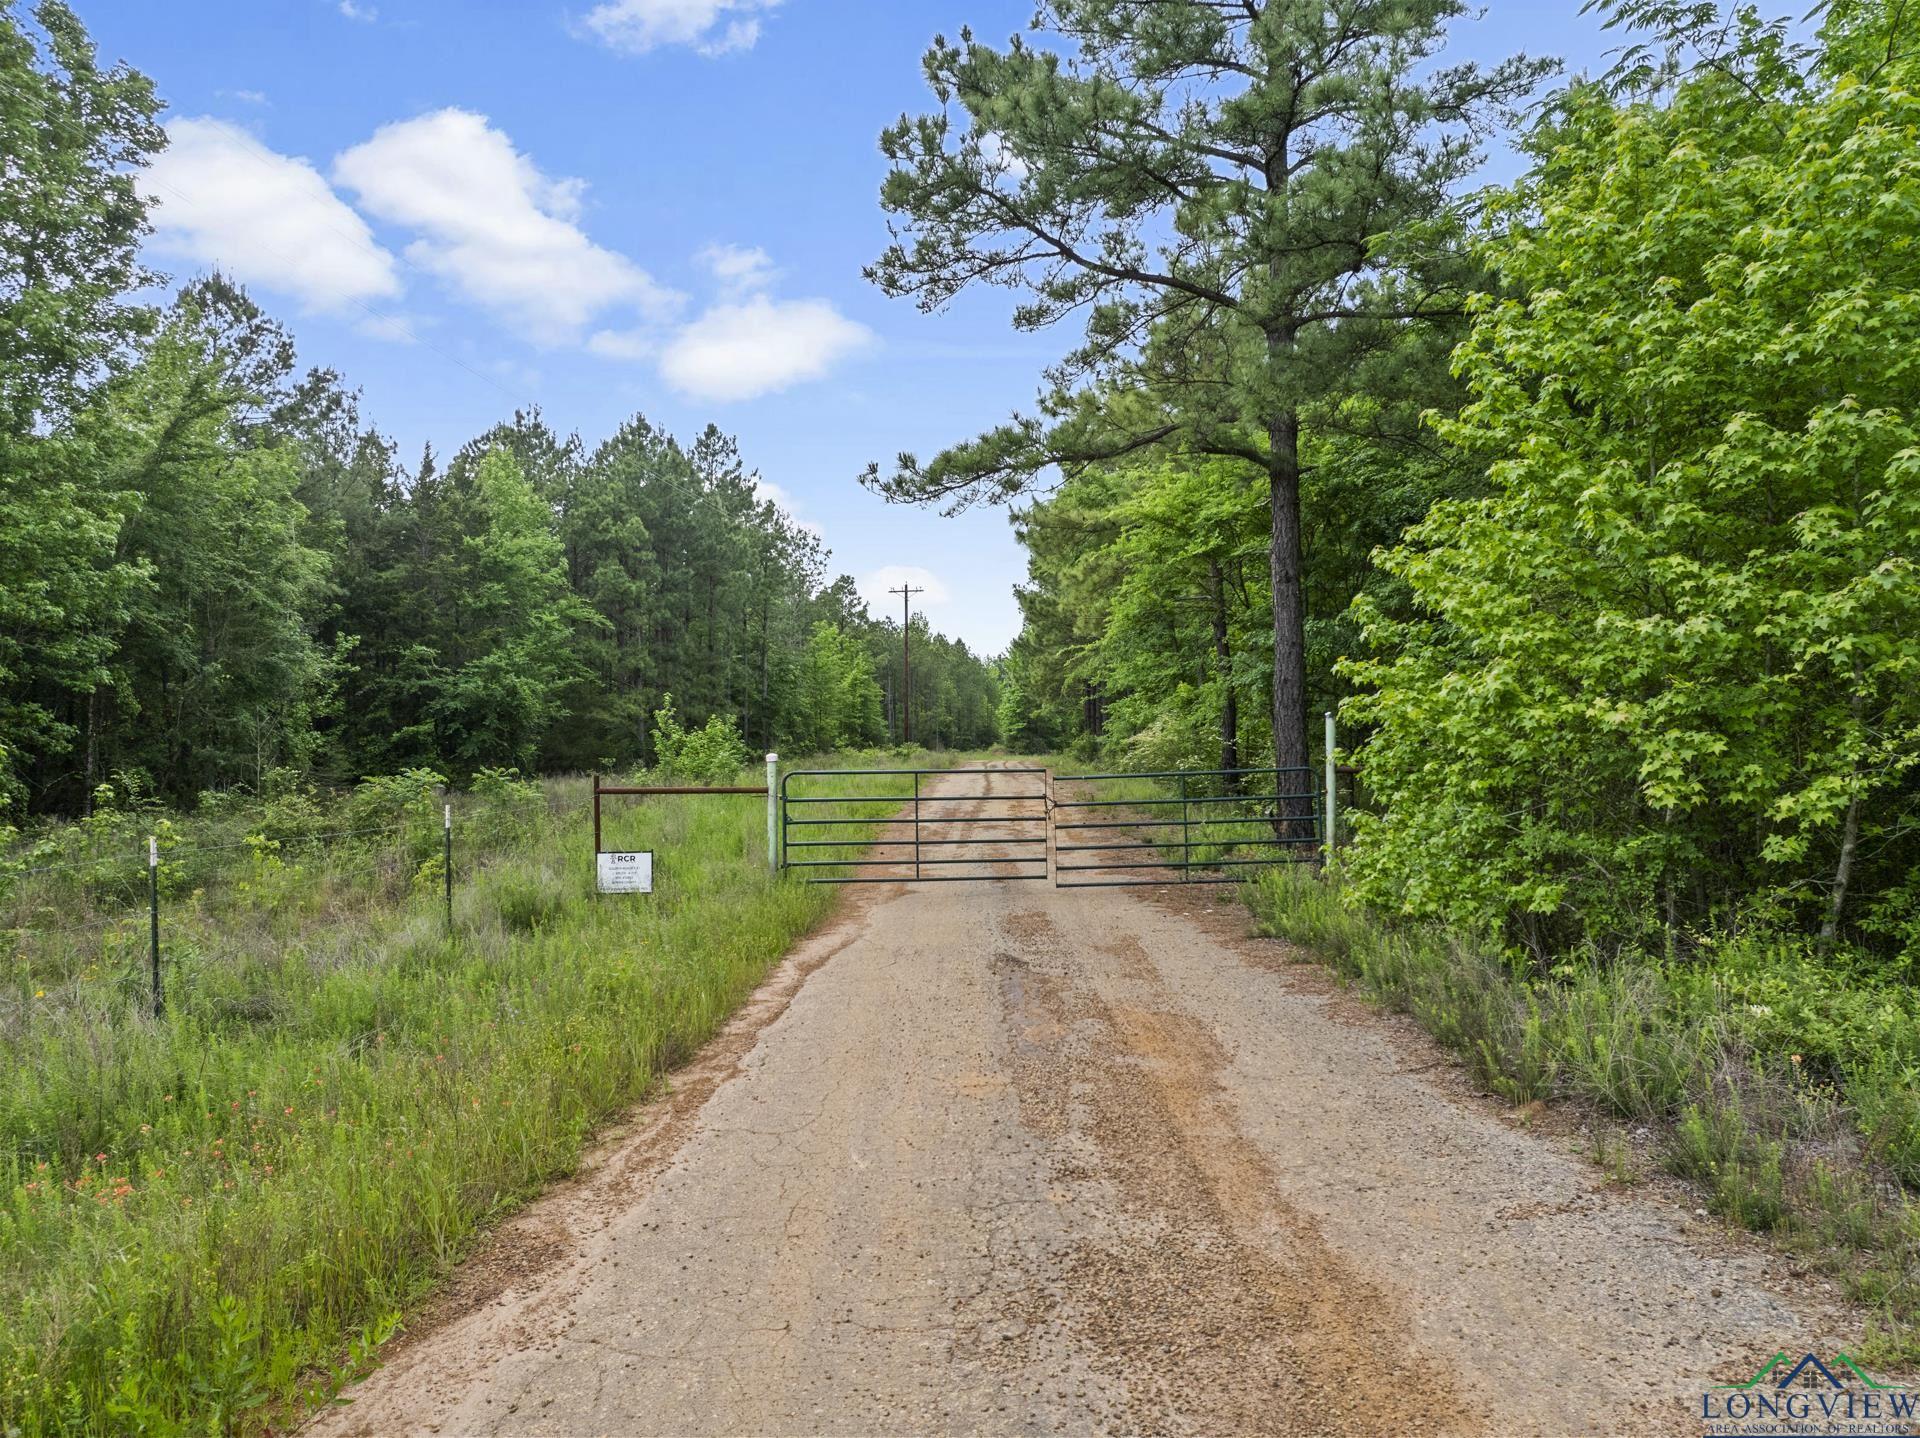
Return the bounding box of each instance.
[2,791,557,1018]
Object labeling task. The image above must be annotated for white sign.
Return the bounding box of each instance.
[596,851,654,894]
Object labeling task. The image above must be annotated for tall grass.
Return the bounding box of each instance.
[0,760,927,1434]
[1245,868,1920,1364]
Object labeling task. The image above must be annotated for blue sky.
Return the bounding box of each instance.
[84,0,1623,656]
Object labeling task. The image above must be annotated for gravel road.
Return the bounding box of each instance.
[313,766,1864,1437]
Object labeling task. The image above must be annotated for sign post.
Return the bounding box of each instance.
[443,802,454,934]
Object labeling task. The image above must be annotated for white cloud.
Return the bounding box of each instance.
[593,239,869,400]
[143,117,402,313]
[332,109,678,346]
[858,566,952,618]
[585,327,656,361]
[580,0,779,56]
[753,477,795,508]
[338,0,377,20]
[219,88,269,105]
[752,477,824,536]
[487,356,543,389]
[699,242,775,295]
[659,294,872,402]
[979,131,1030,180]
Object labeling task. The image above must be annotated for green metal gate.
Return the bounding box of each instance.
[779,767,1049,884]
[777,763,1328,888]
[1049,767,1322,888]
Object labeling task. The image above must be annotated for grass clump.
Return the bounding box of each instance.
[1245,867,1920,1365]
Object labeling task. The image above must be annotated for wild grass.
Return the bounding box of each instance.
[0,756,947,1434]
[1244,867,1920,1366]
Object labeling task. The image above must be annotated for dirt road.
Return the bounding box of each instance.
[315,767,1856,1437]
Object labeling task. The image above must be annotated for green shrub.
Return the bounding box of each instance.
[649,695,751,786]
[1854,1064,1920,1189]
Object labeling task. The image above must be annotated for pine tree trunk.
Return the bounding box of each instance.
[1268,408,1309,836]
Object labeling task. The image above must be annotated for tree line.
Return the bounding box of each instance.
[871,0,1920,965]
[0,2,997,818]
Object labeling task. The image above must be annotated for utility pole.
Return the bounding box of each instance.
[889,583,924,745]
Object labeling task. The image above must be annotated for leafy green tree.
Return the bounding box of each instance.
[998,418,1454,775]
[85,285,332,799]
[791,622,885,753]
[853,612,999,752]
[1089,461,1270,775]
[429,450,596,771]
[305,405,985,783]
[1345,6,1920,960]
[0,1,161,808]
[866,0,1546,782]
[549,415,667,766]
[648,693,752,784]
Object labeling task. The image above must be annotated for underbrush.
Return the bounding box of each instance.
[1245,868,1920,1366]
[0,756,935,1434]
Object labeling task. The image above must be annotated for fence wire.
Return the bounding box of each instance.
[0,794,565,1019]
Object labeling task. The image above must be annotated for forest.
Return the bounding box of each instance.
[0,2,997,822]
[891,0,1920,973]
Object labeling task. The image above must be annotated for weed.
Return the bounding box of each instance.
[1586,1127,1643,1186]
[1243,867,1920,1354]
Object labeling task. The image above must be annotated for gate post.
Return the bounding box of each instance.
[1323,710,1338,866]
[766,753,779,871]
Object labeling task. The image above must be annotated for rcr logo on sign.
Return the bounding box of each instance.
[596,851,654,895]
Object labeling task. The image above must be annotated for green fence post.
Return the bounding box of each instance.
[1180,772,1190,882]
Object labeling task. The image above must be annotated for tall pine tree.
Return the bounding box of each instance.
[866,0,1546,785]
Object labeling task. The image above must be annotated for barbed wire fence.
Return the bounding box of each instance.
[1,790,556,1020]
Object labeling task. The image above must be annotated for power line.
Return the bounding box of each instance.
[888,584,926,745]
